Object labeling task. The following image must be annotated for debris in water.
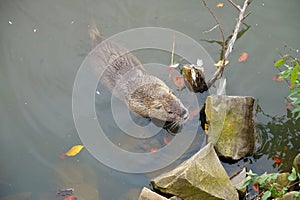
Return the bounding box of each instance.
[56,188,74,197]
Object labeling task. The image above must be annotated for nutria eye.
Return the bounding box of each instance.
[154,104,162,109]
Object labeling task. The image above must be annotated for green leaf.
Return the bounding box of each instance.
[288,167,297,182]
[280,69,292,79]
[241,176,252,188]
[296,112,300,120]
[274,59,285,67]
[291,65,300,84]
[295,191,300,198]
[259,173,269,185]
[261,191,272,200]
[268,173,278,181]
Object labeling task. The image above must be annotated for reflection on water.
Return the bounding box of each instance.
[1,0,300,199]
[253,107,300,173]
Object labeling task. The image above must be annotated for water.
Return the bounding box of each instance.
[1,0,300,199]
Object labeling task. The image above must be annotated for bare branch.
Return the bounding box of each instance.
[207,0,252,88]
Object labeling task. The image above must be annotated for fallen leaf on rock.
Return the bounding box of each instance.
[151,148,157,153]
[205,124,209,134]
[173,76,184,87]
[272,74,284,81]
[64,145,84,157]
[238,52,249,62]
[273,156,282,164]
[216,3,224,8]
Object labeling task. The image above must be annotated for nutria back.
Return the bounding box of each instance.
[88,27,189,124]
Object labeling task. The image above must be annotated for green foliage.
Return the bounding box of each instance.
[274,53,300,119]
[242,167,300,199]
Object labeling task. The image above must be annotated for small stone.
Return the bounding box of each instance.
[138,187,168,200]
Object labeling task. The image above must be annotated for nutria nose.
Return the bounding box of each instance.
[181,109,189,120]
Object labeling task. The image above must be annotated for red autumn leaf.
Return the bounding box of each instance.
[189,109,200,120]
[253,183,259,192]
[168,67,174,74]
[151,148,157,153]
[173,76,184,87]
[272,74,284,81]
[64,196,78,200]
[288,84,295,89]
[273,156,282,164]
[59,153,66,159]
[163,136,170,145]
[285,103,295,109]
[238,52,249,62]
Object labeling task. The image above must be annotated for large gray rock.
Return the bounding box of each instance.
[151,143,238,200]
[205,95,255,160]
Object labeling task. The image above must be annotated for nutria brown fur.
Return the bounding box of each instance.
[88,27,189,124]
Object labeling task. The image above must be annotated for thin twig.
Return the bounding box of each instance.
[202,0,227,87]
[203,24,220,34]
[226,0,241,12]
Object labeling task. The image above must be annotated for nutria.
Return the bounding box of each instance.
[88,27,189,125]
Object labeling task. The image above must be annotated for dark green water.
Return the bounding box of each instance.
[0,0,299,199]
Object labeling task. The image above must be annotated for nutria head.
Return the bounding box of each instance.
[126,82,189,125]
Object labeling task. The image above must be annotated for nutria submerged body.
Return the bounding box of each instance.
[89,27,189,125]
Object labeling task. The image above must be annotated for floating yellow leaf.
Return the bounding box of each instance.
[214,60,229,67]
[65,145,84,157]
[216,3,224,8]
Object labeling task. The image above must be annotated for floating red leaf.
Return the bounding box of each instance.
[163,136,170,145]
[273,156,282,164]
[64,196,78,200]
[288,84,295,89]
[173,76,184,87]
[189,109,200,120]
[238,52,249,62]
[272,74,284,81]
[151,148,157,153]
[168,67,174,74]
[253,183,259,192]
[285,103,295,109]
[59,153,66,159]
